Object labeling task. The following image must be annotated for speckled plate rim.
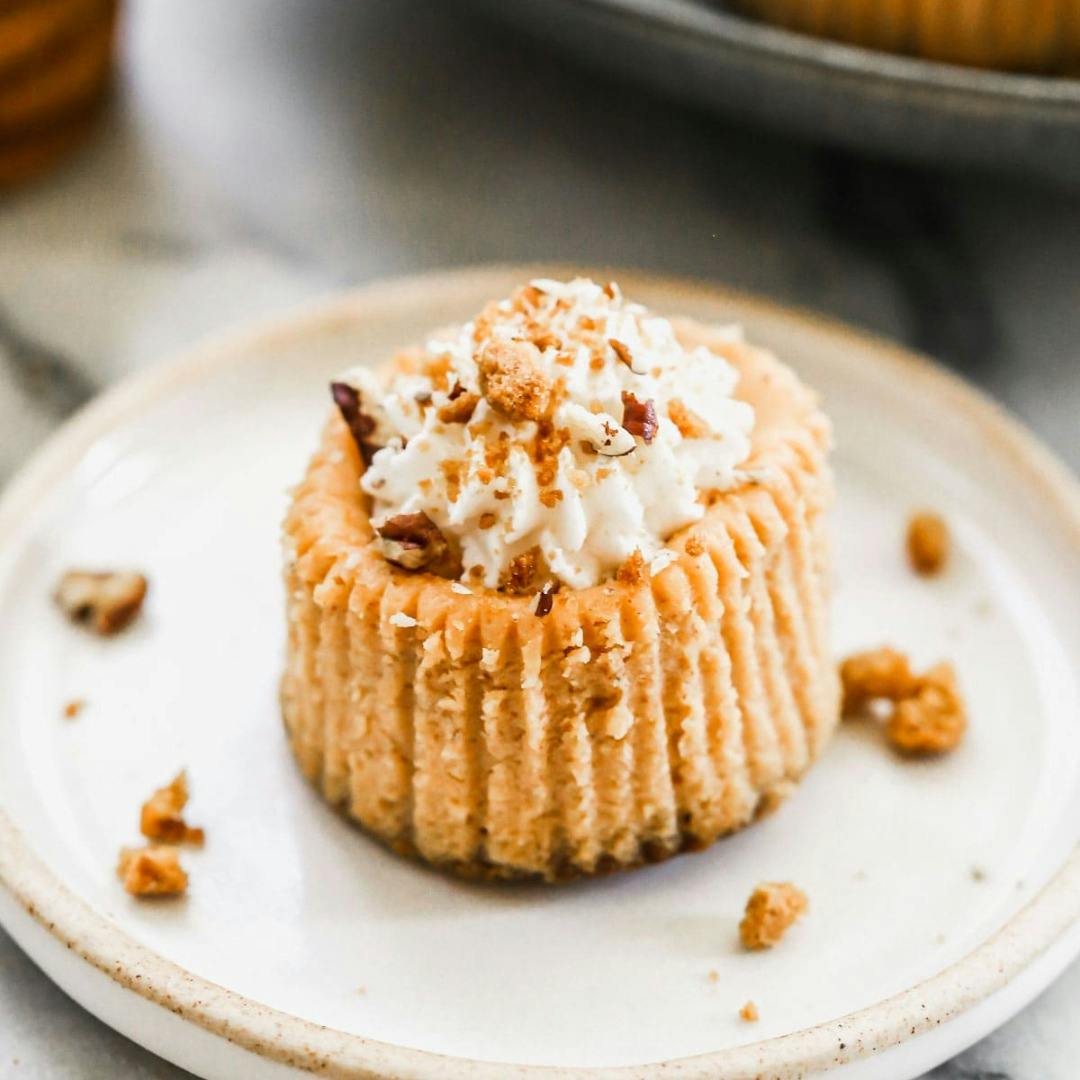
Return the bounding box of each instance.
[0,264,1078,1080]
[574,0,1080,106]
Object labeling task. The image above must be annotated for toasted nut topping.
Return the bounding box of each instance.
[477,340,552,421]
[376,512,451,572]
[620,391,658,444]
[886,662,966,755]
[907,511,949,576]
[330,381,381,466]
[608,338,641,374]
[117,845,188,897]
[739,882,808,950]
[839,647,916,713]
[616,549,648,586]
[140,771,204,846]
[739,1001,759,1023]
[534,579,560,617]
[55,570,148,635]
[668,398,710,439]
[502,547,543,594]
[437,391,480,424]
[684,536,705,557]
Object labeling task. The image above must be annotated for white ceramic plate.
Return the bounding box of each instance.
[0,267,1078,1080]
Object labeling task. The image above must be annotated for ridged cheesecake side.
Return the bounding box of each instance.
[281,321,838,882]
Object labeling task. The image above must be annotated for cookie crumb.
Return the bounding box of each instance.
[739,882,808,950]
[739,1001,759,1022]
[117,845,188,897]
[886,662,966,755]
[707,969,719,984]
[907,511,949,576]
[478,340,552,421]
[436,391,480,425]
[140,771,204,845]
[840,647,915,713]
[54,570,148,635]
[970,865,987,882]
[62,699,85,720]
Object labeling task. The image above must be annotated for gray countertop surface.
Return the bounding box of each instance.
[1,1,1078,1076]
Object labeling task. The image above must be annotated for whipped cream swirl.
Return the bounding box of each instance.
[338,277,754,590]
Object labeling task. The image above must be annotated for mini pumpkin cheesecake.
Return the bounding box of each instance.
[733,0,1080,72]
[282,278,839,881]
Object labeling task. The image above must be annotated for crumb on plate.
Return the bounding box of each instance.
[62,699,85,719]
[906,511,949,576]
[140,770,204,845]
[885,661,966,755]
[739,882,808,950]
[739,1000,759,1022]
[117,845,187,897]
[839,646,915,712]
[54,570,148,635]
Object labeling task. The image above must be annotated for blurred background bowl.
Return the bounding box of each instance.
[0,0,119,188]
[474,0,1080,185]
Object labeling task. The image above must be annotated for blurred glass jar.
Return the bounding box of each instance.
[0,0,120,189]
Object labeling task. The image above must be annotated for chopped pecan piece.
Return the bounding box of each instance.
[477,340,552,422]
[886,662,966,755]
[376,512,452,573]
[839,647,916,713]
[616,549,648,586]
[739,882,808,950]
[55,570,148,635]
[620,391,658,444]
[907,511,949,576]
[534,579,560,617]
[140,771,204,846]
[330,381,381,466]
[117,845,188,898]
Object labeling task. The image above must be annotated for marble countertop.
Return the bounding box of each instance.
[1,1,1078,1076]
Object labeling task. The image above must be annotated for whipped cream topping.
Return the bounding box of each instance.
[338,278,755,590]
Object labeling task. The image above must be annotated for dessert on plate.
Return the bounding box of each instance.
[282,277,839,881]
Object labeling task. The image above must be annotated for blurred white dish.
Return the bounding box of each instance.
[0,267,1078,1080]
